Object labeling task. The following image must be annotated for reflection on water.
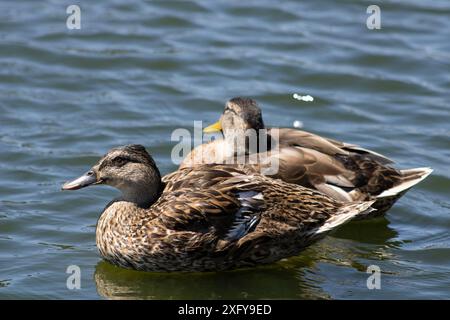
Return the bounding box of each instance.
[94,254,327,300]
[333,217,399,247]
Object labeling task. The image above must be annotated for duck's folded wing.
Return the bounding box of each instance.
[274,128,349,156]
[274,128,393,164]
[157,168,265,242]
[265,146,356,196]
[324,137,394,165]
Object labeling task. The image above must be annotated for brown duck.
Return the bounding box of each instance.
[181,97,432,216]
[62,145,374,272]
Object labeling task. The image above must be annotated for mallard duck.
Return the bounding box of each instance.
[181,97,432,216]
[62,144,374,272]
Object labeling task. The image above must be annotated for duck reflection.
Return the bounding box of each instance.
[94,257,330,300]
[300,216,400,280]
[332,216,399,247]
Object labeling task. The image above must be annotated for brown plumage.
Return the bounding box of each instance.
[62,145,374,272]
[182,97,432,216]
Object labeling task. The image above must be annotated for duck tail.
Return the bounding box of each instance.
[315,200,376,234]
[377,167,433,198]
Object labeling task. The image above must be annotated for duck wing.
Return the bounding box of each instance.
[156,166,266,242]
[157,165,376,251]
[273,128,393,164]
[254,146,356,201]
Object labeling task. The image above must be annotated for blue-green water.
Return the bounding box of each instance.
[0,0,449,299]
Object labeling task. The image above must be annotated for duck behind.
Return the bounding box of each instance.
[183,97,432,216]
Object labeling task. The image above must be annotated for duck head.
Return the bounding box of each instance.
[204,97,265,136]
[204,97,271,156]
[62,144,161,208]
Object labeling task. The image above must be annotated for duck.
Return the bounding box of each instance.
[180,97,432,216]
[62,144,375,272]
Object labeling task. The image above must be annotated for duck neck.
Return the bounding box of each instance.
[115,171,162,209]
[119,184,159,209]
[223,128,272,156]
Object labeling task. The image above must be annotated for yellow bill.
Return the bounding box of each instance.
[203,120,222,133]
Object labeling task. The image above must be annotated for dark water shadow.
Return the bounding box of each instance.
[333,217,400,247]
[94,257,331,300]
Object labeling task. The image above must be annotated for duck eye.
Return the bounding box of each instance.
[87,170,94,176]
[112,156,129,167]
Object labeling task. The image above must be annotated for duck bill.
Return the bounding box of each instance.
[62,171,98,191]
[203,120,222,133]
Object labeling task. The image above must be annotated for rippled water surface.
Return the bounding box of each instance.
[0,0,449,299]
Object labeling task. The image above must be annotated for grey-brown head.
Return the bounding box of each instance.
[203,97,265,137]
[62,145,161,208]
